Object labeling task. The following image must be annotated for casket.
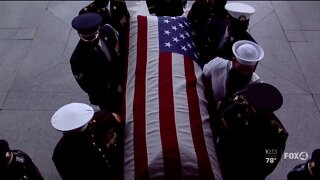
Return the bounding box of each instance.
[123,15,222,180]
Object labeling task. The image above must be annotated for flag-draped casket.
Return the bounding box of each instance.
[123,15,223,180]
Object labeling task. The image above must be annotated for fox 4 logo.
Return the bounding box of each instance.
[284,152,308,161]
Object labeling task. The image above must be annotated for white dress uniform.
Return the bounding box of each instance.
[203,40,264,104]
[203,57,260,103]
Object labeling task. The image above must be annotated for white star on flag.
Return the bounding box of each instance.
[181,45,187,52]
[164,30,171,35]
[165,42,172,48]
[179,34,185,39]
[172,26,178,31]
[172,37,179,43]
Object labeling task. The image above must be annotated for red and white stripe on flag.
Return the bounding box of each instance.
[123,15,223,180]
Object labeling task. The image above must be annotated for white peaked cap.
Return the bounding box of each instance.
[51,103,94,132]
[232,40,264,66]
[225,2,255,21]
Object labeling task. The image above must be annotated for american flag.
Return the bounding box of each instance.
[123,15,222,180]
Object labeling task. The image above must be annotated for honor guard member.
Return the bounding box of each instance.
[78,0,130,60]
[0,139,44,180]
[107,0,130,73]
[188,0,227,34]
[52,103,123,180]
[79,0,130,70]
[70,13,122,113]
[187,0,227,68]
[108,0,130,34]
[79,0,130,32]
[191,2,257,68]
[79,0,112,25]
[203,40,263,105]
[218,3,257,60]
[288,149,320,180]
[215,83,287,179]
[146,0,187,16]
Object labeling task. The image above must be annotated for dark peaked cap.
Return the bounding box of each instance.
[72,12,102,35]
[242,83,283,112]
